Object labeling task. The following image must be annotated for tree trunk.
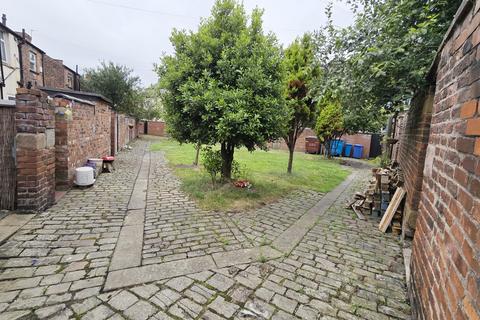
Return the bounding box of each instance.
[193,143,201,166]
[324,140,332,158]
[287,146,294,174]
[284,126,301,174]
[220,142,234,180]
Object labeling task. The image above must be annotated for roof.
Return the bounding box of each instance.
[48,93,95,106]
[427,0,473,81]
[39,86,113,106]
[63,64,78,75]
[0,23,21,40]
[0,23,46,54]
[21,38,45,54]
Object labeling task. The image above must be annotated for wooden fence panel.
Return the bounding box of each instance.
[0,104,16,210]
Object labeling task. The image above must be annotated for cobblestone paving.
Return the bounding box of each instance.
[143,152,250,265]
[142,152,325,264]
[0,139,410,319]
[227,191,323,247]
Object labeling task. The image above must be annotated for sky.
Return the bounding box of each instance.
[2,0,355,86]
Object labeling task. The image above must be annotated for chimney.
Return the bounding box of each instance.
[21,28,32,42]
[1,14,6,26]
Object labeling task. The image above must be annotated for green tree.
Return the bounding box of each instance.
[141,85,164,120]
[157,0,287,179]
[82,61,143,117]
[315,100,344,158]
[283,34,319,173]
[312,0,461,132]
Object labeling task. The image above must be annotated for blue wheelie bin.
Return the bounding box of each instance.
[329,140,344,156]
[353,144,364,159]
[344,144,352,157]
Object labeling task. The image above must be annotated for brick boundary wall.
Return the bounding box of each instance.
[268,128,374,158]
[111,112,140,154]
[111,111,117,155]
[146,120,166,136]
[15,88,55,211]
[115,114,138,150]
[409,1,480,319]
[268,128,316,153]
[341,134,372,158]
[137,121,145,135]
[397,88,434,237]
[117,113,127,150]
[54,97,111,189]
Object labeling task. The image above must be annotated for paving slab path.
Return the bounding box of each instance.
[0,138,411,320]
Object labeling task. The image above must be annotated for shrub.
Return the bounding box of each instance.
[202,147,223,184]
[203,147,244,184]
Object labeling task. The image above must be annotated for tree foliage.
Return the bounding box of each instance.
[157,0,287,179]
[312,0,461,132]
[81,61,144,118]
[315,99,344,157]
[140,85,164,120]
[283,33,319,173]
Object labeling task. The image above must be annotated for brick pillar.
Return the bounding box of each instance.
[15,88,55,212]
[54,98,70,190]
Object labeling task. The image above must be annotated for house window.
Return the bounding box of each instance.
[0,32,6,63]
[66,73,73,88]
[29,51,36,71]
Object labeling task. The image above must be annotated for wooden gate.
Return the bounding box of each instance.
[0,101,16,210]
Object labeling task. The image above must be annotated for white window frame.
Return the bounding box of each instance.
[29,51,36,72]
[0,31,7,63]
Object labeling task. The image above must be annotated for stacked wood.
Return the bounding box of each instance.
[347,165,406,234]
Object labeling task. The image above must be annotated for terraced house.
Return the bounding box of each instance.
[0,14,80,99]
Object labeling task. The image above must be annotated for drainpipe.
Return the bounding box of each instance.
[17,37,24,87]
[41,53,45,86]
[0,41,4,99]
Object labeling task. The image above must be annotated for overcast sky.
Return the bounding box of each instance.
[2,0,355,86]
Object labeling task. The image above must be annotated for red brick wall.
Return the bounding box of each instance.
[138,121,145,135]
[43,55,78,90]
[43,55,65,89]
[111,112,117,155]
[15,88,55,211]
[410,2,480,319]
[111,112,138,154]
[341,134,372,158]
[397,88,434,234]
[131,118,139,140]
[20,43,44,88]
[146,120,166,136]
[54,97,111,189]
[117,113,127,150]
[268,128,316,152]
[268,128,373,158]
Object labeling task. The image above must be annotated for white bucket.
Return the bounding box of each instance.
[75,167,95,186]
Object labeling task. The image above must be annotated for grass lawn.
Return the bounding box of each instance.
[150,138,350,211]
